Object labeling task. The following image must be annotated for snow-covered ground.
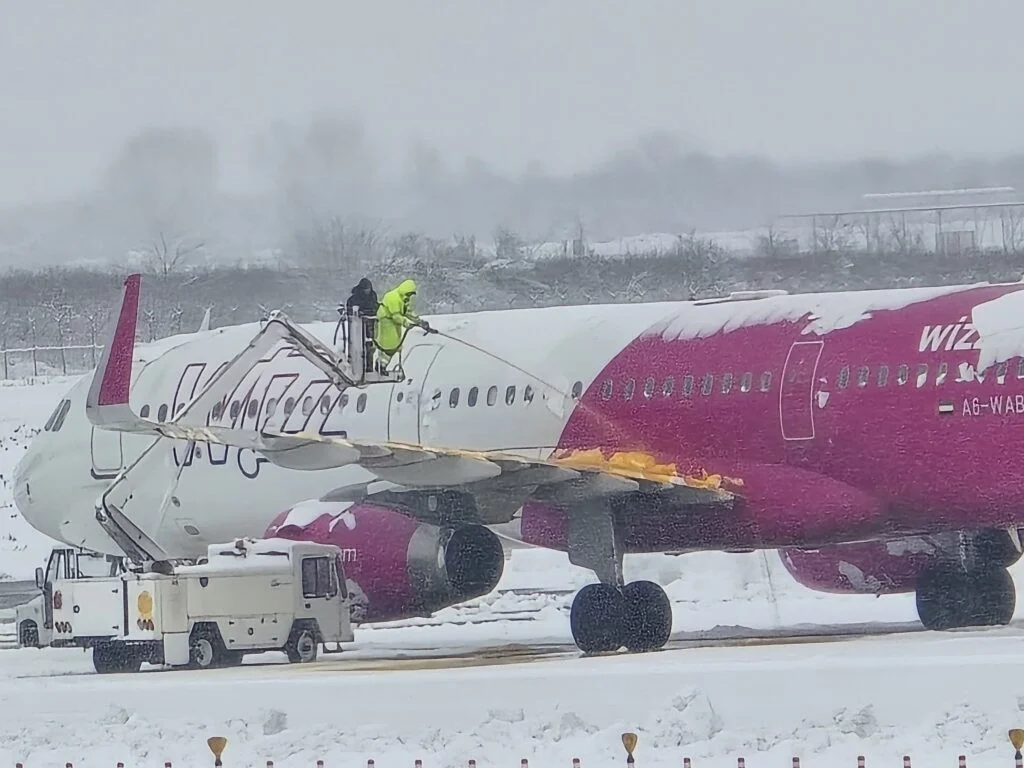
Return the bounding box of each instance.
[2,376,1024,766]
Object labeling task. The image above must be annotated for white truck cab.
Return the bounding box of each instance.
[47,538,354,673]
[16,546,123,648]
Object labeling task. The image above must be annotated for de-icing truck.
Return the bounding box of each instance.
[39,537,354,673]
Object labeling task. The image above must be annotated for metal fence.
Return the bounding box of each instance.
[0,344,102,380]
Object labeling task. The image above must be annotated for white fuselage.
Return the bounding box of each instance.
[13,301,680,558]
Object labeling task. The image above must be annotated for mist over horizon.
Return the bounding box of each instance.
[4,0,1024,269]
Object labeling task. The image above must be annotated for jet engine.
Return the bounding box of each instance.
[265,499,505,623]
[780,529,1023,595]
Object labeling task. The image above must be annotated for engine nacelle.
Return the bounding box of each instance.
[265,499,504,623]
[781,529,1024,595]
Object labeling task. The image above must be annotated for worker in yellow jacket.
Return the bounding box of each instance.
[374,278,435,370]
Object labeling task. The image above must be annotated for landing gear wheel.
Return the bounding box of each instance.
[916,564,963,630]
[622,580,672,652]
[916,564,1016,630]
[967,567,1015,626]
[285,626,319,663]
[570,583,626,654]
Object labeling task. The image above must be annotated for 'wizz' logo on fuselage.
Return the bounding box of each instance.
[166,350,347,479]
[918,319,982,353]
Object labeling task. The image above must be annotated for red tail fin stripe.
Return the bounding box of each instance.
[97,273,140,407]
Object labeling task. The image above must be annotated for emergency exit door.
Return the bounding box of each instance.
[388,344,442,445]
[779,340,823,441]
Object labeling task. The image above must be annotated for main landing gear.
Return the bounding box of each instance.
[570,580,673,654]
[915,563,1015,630]
[564,505,673,654]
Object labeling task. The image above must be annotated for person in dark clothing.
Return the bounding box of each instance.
[346,278,378,317]
[345,278,379,373]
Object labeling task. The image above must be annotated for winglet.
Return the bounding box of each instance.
[86,273,141,427]
[197,306,211,332]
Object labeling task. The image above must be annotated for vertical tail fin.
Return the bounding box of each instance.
[85,273,140,427]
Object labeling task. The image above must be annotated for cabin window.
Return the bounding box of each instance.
[662,377,675,397]
[449,388,460,408]
[571,381,583,399]
[524,385,535,403]
[856,366,869,388]
[760,372,772,392]
[996,361,1008,384]
[721,373,733,394]
[301,396,314,416]
[468,387,479,407]
[356,393,367,413]
[700,374,713,396]
[877,365,889,387]
[600,380,613,400]
[915,363,928,388]
[838,366,850,389]
[896,364,909,386]
[247,400,259,419]
[506,385,516,405]
[320,395,332,414]
[265,398,277,417]
[643,377,655,398]
[486,386,498,406]
[936,362,948,386]
[159,404,169,421]
[340,393,349,410]
[139,404,150,419]
[739,373,752,393]
[284,398,295,416]
[681,375,694,397]
[623,379,636,401]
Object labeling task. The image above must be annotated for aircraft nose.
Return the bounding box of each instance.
[12,447,39,519]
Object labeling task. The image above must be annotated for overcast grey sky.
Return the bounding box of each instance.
[2,0,1022,204]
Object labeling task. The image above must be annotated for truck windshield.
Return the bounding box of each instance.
[75,553,115,578]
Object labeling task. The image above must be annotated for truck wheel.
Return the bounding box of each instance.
[285,626,318,663]
[19,622,38,648]
[93,642,142,674]
[188,630,222,669]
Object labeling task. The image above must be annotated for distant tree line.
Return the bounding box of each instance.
[4,225,1024,376]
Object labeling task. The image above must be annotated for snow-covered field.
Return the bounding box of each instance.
[2,375,1024,766]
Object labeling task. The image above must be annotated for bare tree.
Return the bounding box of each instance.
[146,232,204,277]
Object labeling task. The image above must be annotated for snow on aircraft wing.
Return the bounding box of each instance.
[86,275,737,522]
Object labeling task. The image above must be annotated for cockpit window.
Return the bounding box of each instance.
[44,399,71,432]
[43,402,62,431]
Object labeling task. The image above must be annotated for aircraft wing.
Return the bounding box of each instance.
[87,275,739,525]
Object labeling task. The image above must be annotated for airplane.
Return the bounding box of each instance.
[13,273,1024,657]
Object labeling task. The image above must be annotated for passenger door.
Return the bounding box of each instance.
[388,344,442,444]
[780,341,824,441]
[90,427,123,479]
